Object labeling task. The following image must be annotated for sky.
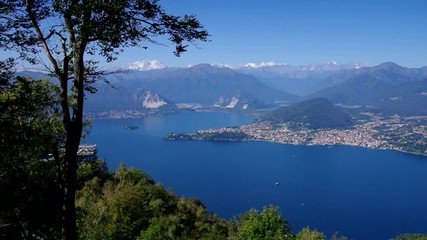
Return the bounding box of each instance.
[5,0,427,69]
[111,0,427,68]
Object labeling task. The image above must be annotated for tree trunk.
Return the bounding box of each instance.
[62,123,80,240]
[61,46,86,240]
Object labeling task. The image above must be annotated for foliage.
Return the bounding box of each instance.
[1,1,208,239]
[0,0,209,62]
[330,232,349,240]
[0,65,63,239]
[76,164,228,240]
[296,226,326,240]
[138,198,229,240]
[392,233,427,240]
[0,58,15,88]
[76,159,110,189]
[232,205,292,240]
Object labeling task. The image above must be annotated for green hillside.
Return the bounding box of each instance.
[260,98,354,129]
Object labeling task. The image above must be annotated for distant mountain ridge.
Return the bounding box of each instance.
[143,64,298,104]
[307,63,427,116]
[234,61,427,116]
[16,61,427,117]
[237,61,427,96]
[233,62,367,96]
[84,64,298,113]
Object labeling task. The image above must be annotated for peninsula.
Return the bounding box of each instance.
[166,99,427,156]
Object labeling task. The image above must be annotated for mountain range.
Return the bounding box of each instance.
[306,62,427,116]
[85,64,298,112]
[17,61,427,117]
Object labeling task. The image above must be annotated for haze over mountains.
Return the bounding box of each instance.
[85,63,298,112]
[234,61,368,96]
[17,61,427,116]
[305,62,427,116]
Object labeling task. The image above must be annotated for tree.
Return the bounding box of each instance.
[76,164,228,240]
[0,58,15,88]
[235,205,291,240]
[392,234,427,240]
[295,226,326,240]
[0,61,63,239]
[0,1,208,239]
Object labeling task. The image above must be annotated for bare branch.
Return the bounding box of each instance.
[25,0,61,77]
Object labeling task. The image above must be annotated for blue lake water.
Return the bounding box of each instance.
[84,111,427,239]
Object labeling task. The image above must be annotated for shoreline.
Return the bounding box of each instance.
[87,110,426,157]
[166,134,427,158]
[84,108,260,120]
[165,118,427,157]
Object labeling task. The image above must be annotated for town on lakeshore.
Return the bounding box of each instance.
[166,112,427,156]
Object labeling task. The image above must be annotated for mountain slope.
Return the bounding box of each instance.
[85,86,177,112]
[307,63,427,116]
[132,64,299,105]
[237,62,427,96]
[307,74,391,105]
[374,79,427,116]
[88,64,299,112]
[259,98,354,129]
[15,65,298,112]
[235,62,367,95]
[15,62,427,116]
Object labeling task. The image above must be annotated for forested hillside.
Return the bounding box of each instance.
[259,98,354,129]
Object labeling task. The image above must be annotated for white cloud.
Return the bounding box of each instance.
[126,60,167,71]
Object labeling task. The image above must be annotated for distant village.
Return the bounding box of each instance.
[167,114,427,156]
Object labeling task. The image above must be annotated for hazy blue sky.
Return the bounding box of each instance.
[6,0,427,69]
[113,0,427,68]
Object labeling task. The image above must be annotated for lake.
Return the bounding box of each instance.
[84,111,427,239]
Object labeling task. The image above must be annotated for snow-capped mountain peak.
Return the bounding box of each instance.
[243,61,287,68]
[211,63,236,69]
[126,60,167,71]
[326,60,340,66]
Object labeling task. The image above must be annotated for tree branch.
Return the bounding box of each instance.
[25,0,61,77]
